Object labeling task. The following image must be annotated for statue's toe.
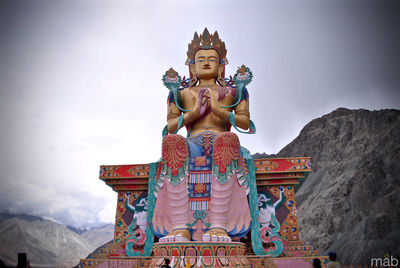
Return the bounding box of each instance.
[161,229,191,242]
[202,228,232,242]
[175,234,189,242]
[202,233,210,242]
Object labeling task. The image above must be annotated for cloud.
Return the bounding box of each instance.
[0,175,116,228]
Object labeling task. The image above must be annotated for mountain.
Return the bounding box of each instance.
[273,108,400,264]
[67,224,87,235]
[81,224,114,249]
[0,214,114,267]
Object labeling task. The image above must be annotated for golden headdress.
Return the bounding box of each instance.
[185,28,228,66]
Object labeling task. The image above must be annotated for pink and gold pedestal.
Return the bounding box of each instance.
[79,157,331,267]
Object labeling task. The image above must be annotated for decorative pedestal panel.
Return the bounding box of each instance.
[151,241,247,267]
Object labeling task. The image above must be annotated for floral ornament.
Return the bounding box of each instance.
[162,135,189,177]
[162,68,189,112]
[221,64,253,108]
[161,134,189,185]
[237,65,250,81]
[234,64,252,87]
[163,68,180,86]
[165,68,180,84]
[211,132,248,185]
[212,132,240,175]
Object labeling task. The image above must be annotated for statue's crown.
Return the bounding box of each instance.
[186,28,228,66]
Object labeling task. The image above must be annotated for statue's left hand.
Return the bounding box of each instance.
[209,89,221,113]
[209,88,229,121]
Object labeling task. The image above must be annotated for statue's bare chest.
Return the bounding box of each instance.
[181,86,235,110]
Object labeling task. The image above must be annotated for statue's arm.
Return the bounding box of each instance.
[125,194,136,214]
[210,89,250,130]
[274,188,286,209]
[167,100,200,133]
[167,102,182,133]
[233,99,250,130]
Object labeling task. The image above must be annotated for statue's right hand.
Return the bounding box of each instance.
[190,94,201,119]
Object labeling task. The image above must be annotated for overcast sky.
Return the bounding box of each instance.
[0,0,399,227]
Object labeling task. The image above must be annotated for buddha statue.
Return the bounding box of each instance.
[152,28,256,243]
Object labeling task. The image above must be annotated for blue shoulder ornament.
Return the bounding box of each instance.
[161,68,189,137]
[223,65,256,134]
[162,68,189,112]
[221,65,253,108]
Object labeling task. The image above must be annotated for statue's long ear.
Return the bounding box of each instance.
[188,64,198,87]
[217,64,227,86]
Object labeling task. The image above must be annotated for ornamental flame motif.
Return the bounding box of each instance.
[212,133,241,174]
[162,135,189,176]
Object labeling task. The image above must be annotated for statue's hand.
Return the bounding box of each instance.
[209,88,229,121]
[183,93,201,125]
[209,89,221,113]
[192,93,201,118]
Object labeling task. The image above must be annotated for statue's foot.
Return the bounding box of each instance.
[159,229,191,243]
[202,228,231,242]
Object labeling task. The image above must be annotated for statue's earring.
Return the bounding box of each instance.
[217,65,227,87]
[189,64,198,87]
[189,76,198,87]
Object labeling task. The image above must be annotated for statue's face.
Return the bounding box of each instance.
[258,193,272,208]
[136,196,148,211]
[194,49,220,80]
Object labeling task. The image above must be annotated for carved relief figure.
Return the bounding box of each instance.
[125,193,148,230]
[257,187,285,228]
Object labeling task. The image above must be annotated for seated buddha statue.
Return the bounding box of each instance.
[152,28,255,243]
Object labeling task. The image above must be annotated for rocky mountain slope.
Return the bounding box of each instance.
[81,223,114,249]
[0,214,114,267]
[273,108,400,264]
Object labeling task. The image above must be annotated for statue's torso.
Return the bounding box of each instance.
[181,85,235,136]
